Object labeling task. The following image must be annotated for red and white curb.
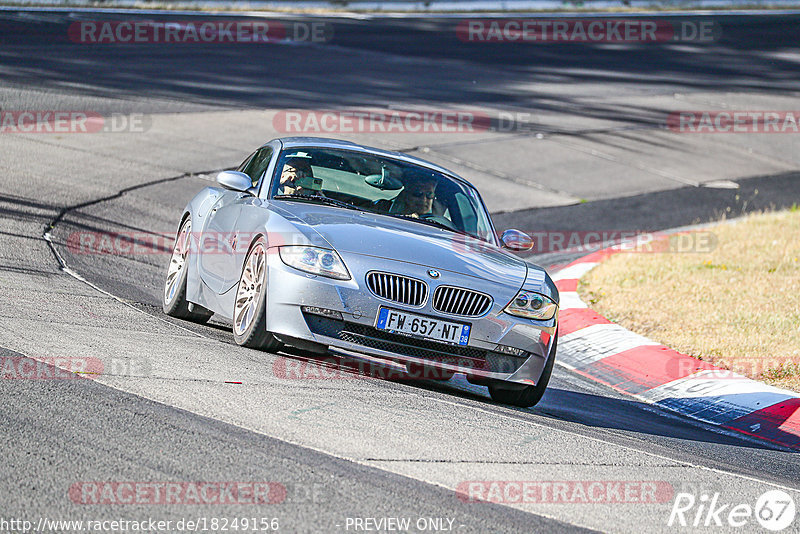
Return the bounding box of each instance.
[554,249,800,450]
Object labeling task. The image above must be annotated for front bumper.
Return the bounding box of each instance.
[263,250,557,385]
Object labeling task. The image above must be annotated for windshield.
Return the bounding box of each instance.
[269,147,496,244]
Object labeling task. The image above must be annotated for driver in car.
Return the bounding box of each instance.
[278,154,324,196]
[389,176,437,218]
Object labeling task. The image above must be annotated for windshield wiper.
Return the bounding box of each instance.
[273,194,363,212]
[386,214,481,240]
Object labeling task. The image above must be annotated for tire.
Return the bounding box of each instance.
[488,334,557,408]
[162,218,213,324]
[232,237,282,351]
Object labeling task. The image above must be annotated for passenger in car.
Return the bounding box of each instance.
[387,176,438,217]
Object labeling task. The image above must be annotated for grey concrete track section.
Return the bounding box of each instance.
[1,9,799,533]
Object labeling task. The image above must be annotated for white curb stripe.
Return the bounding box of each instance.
[558,292,587,310]
[552,262,598,281]
[641,370,798,425]
[559,323,659,368]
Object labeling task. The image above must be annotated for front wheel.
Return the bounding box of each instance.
[163,219,213,323]
[488,334,557,408]
[232,238,282,351]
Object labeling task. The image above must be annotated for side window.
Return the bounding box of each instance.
[240,147,273,189]
[454,192,478,235]
[236,152,256,174]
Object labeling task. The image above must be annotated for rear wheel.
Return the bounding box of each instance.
[488,334,557,408]
[162,219,213,323]
[232,238,281,351]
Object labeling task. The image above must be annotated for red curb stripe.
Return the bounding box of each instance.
[558,308,611,336]
[723,398,800,449]
[578,344,719,395]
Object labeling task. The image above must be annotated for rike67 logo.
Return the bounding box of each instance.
[668,490,796,531]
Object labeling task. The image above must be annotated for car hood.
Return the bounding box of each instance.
[271,201,528,289]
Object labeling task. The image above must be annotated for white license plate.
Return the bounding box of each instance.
[375,307,471,346]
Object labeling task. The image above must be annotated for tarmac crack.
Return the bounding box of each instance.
[42,168,224,250]
[38,168,228,339]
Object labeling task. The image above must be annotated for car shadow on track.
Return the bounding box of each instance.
[533,387,798,452]
[274,347,795,452]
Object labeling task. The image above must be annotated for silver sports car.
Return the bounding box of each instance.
[163,137,559,407]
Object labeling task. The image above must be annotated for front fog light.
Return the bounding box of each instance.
[504,291,557,321]
[301,306,343,320]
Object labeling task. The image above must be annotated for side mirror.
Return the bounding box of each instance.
[216,171,253,193]
[500,229,534,251]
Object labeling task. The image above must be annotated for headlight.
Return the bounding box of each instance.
[504,291,557,320]
[278,246,350,280]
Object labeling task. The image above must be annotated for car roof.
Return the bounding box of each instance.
[270,137,461,182]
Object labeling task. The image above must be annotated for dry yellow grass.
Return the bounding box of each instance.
[579,208,800,392]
